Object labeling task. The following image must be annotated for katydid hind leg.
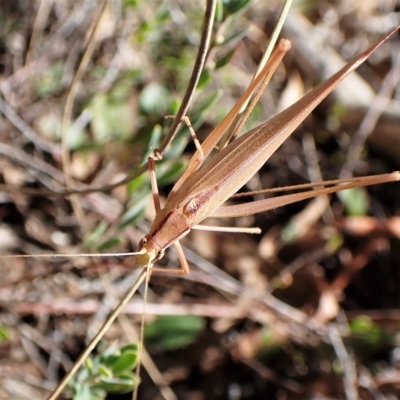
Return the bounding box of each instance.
[211,172,400,219]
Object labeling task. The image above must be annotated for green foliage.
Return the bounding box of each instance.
[326,232,344,253]
[68,343,140,400]
[222,0,251,17]
[0,325,9,341]
[215,48,237,69]
[82,221,109,249]
[327,102,347,131]
[216,28,249,47]
[338,187,369,216]
[348,316,395,359]
[141,125,163,163]
[280,221,299,243]
[89,91,135,144]
[156,160,187,186]
[216,0,250,22]
[82,222,125,252]
[34,61,64,97]
[139,83,169,115]
[350,316,390,347]
[120,191,151,229]
[197,69,212,90]
[145,315,205,351]
[261,326,274,347]
[97,237,125,252]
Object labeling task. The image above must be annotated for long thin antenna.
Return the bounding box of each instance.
[132,261,153,400]
[0,251,144,260]
[157,0,217,153]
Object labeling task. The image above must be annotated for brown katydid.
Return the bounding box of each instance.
[3,9,399,400]
[134,30,400,275]
[129,27,398,399]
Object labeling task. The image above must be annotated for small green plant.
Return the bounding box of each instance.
[68,343,140,400]
[145,315,206,351]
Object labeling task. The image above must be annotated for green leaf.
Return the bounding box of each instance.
[111,351,139,374]
[350,315,374,334]
[96,376,137,394]
[97,237,124,251]
[72,383,106,400]
[84,357,93,371]
[326,232,344,253]
[349,315,392,349]
[145,315,205,351]
[162,128,191,160]
[89,93,135,144]
[153,334,194,351]
[127,170,147,193]
[215,48,236,69]
[168,98,180,114]
[261,326,274,347]
[215,0,224,22]
[141,124,163,163]
[82,221,109,249]
[120,343,140,353]
[34,61,64,97]
[222,0,251,17]
[119,192,150,228]
[0,325,9,341]
[102,354,120,367]
[281,222,299,243]
[197,69,211,89]
[98,365,113,378]
[140,83,168,115]
[36,113,63,143]
[216,28,248,48]
[191,90,223,119]
[122,0,138,9]
[69,343,140,398]
[338,187,368,216]
[156,160,187,186]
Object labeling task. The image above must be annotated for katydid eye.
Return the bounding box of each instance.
[138,237,147,248]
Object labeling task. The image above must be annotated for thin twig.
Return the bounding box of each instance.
[302,132,334,223]
[157,0,217,155]
[179,244,327,336]
[328,323,358,400]
[25,0,52,65]
[60,0,109,234]
[0,95,59,153]
[46,269,148,400]
[0,0,217,200]
[0,143,65,184]
[97,272,177,400]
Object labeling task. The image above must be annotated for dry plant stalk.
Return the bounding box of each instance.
[1,1,399,399]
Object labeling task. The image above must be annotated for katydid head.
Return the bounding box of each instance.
[135,235,164,267]
[135,209,191,268]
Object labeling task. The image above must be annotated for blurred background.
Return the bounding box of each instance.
[0,0,400,399]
